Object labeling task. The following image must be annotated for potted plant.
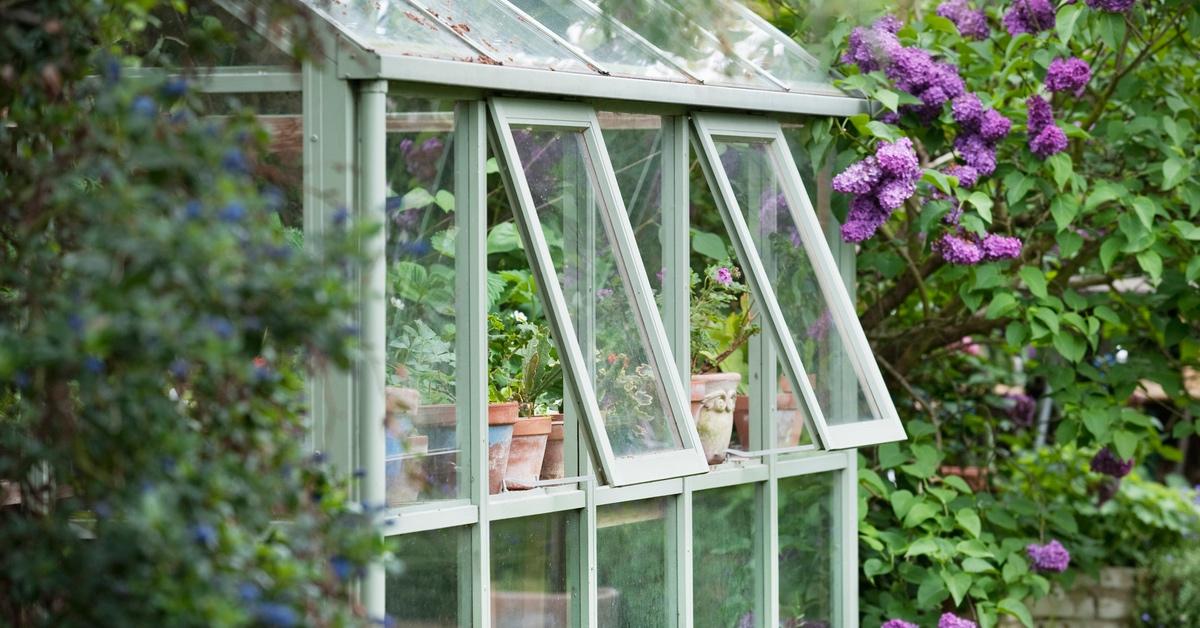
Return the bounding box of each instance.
[487,312,562,491]
[689,260,759,464]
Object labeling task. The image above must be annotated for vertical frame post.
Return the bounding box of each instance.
[356,79,389,618]
[455,100,491,628]
[661,115,691,628]
[302,59,356,477]
[835,450,859,627]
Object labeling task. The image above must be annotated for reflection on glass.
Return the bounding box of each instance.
[304,0,481,60]
[491,512,572,628]
[778,473,836,626]
[595,0,775,88]
[600,113,665,292]
[509,0,690,81]
[658,0,827,87]
[130,0,292,66]
[597,498,668,627]
[715,140,873,426]
[693,484,755,628]
[385,98,461,503]
[387,527,463,626]
[510,127,682,457]
[416,0,594,72]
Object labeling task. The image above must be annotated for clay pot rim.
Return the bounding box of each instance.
[512,414,553,436]
[413,402,457,426]
[488,401,521,425]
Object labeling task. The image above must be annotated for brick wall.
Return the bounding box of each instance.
[999,567,1138,628]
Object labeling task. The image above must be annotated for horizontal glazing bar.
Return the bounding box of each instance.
[685,463,769,491]
[595,477,683,505]
[488,488,587,520]
[774,451,850,478]
[121,66,301,93]
[383,503,479,535]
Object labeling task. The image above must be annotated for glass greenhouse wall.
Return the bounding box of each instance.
[152,1,910,626]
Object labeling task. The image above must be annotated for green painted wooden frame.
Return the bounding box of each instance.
[486,97,710,487]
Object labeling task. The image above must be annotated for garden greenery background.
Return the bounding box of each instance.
[2,0,1200,627]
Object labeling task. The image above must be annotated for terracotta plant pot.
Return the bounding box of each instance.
[690,372,741,465]
[732,393,806,449]
[386,434,428,506]
[732,394,750,448]
[487,402,520,494]
[504,414,553,490]
[539,418,566,480]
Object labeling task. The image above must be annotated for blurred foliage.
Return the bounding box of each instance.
[0,1,383,625]
[1135,541,1200,627]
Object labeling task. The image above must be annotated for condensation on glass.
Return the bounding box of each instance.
[510,126,683,457]
[692,484,756,628]
[778,473,837,625]
[491,512,573,628]
[384,97,463,504]
[597,498,670,627]
[386,526,464,626]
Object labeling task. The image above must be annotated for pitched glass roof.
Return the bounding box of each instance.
[298,0,836,94]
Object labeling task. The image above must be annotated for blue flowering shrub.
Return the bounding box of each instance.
[0,1,383,625]
[757,0,1200,624]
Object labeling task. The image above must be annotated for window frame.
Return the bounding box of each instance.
[690,112,905,450]
[487,97,710,487]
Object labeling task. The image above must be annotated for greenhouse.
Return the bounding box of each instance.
[146,0,911,626]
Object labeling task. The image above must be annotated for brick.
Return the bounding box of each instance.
[1096,594,1132,621]
[1099,567,1137,589]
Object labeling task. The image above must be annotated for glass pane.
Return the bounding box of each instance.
[714,140,874,426]
[778,473,837,626]
[658,0,827,87]
[510,126,683,458]
[593,0,777,89]
[600,113,665,293]
[412,0,594,72]
[693,484,756,628]
[127,0,292,66]
[508,0,690,81]
[387,527,463,626]
[304,0,480,59]
[491,512,572,628]
[597,498,669,628]
[385,98,461,503]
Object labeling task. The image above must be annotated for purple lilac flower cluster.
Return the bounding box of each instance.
[1045,57,1093,97]
[1002,0,1055,36]
[1006,392,1037,426]
[1086,0,1137,12]
[1027,539,1071,572]
[881,620,919,628]
[399,137,445,184]
[951,93,1012,178]
[1026,95,1069,158]
[833,138,923,242]
[937,0,989,40]
[841,16,903,73]
[1090,447,1135,478]
[843,17,967,123]
[934,232,1023,265]
[938,612,978,628]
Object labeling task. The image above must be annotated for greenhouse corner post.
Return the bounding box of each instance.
[357,78,388,617]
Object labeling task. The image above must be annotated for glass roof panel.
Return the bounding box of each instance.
[410,0,595,72]
[591,0,779,90]
[662,0,827,87]
[506,0,694,82]
[304,0,482,60]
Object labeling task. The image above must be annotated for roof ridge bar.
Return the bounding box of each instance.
[569,0,707,85]
[402,0,503,65]
[491,0,612,76]
[643,0,793,92]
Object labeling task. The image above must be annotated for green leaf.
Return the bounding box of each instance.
[1113,430,1138,460]
[399,187,435,210]
[864,558,891,577]
[1047,153,1073,190]
[1005,321,1028,347]
[927,14,959,34]
[904,502,940,528]
[1031,307,1059,335]
[1004,171,1035,206]
[1083,409,1112,440]
[890,489,916,519]
[1056,3,1084,43]
[1188,256,1200,282]
[956,509,982,538]
[1131,196,1158,230]
[1137,250,1162,282]
[986,293,1017,319]
[1163,157,1189,190]
[918,572,948,608]
[943,569,972,606]
[1019,267,1047,299]
[956,539,995,558]
[879,442,907,469]
[942,475,973,494]
[1093,305,1121,324]
[1173,220,1200,241]
[1050,195,1079,231]
[905,537,939,558]
[874,88,900,113]
[967,192,994,223]
[434,189,455,212]
[1056,230,1084,259]
[1053,331,1086,363]
[1002,556,1028,583]
[1085,181,1126,211]
[691,230,727,260]
[1099,236,1124,272]
[866,120,903,141]
[486,221,522,254]
[1098,12,1126,51]
[923,169,954,195]
[999,598,1035,628]
[963,556,994,573]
